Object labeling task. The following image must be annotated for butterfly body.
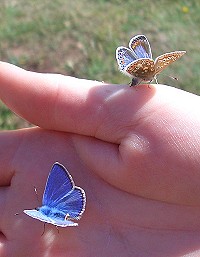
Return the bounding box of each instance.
[116,35,186,86]
[24,162,86,227]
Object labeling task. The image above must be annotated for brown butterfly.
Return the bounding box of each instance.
[116,34,186,86]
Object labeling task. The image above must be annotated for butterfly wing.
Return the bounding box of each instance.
[43,162,86,219]
[42,162,74,207]
[54,186,86,219]
[116,47,138,77]
[125,58,155,82]
[23,209,78,227]
[129,35,152,59]
[154,51,186,75]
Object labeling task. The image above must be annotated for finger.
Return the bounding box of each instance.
[0,62,153,143]
[0,61,110,138]
[0,62,199,147]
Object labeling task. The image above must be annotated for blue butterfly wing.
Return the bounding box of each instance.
[24,209,50,223]
[55,187,86,219]
[23,209,78,227]
[116,47,137,72]
[129,35,152,59]
[43,162,86,219]
[42,162,74,207]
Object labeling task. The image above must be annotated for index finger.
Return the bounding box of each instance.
[0,61,153,143]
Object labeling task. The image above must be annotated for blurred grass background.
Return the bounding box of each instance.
[0,0,199,129]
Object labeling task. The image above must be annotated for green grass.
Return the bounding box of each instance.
[0,0,200,129]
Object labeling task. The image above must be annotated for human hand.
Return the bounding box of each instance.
[0,62,200,256]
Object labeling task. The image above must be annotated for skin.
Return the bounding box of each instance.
[0,62,200,256]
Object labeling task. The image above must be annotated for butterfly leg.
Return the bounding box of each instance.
[154,76,158,84]
[147,79,153,88]
[56,226,59,234]
[41,223,46,236]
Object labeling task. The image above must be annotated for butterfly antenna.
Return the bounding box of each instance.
[14,187,38,216]
[34,186,40,203]
[170,76,178,81]
[157,73,178,81]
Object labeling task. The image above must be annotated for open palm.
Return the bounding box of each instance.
[0,62,200,257]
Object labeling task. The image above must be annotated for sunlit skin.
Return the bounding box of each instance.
[0,62,200,256]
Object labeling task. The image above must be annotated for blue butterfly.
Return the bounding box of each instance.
[116,34,186,86]
[24,162,86,227]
